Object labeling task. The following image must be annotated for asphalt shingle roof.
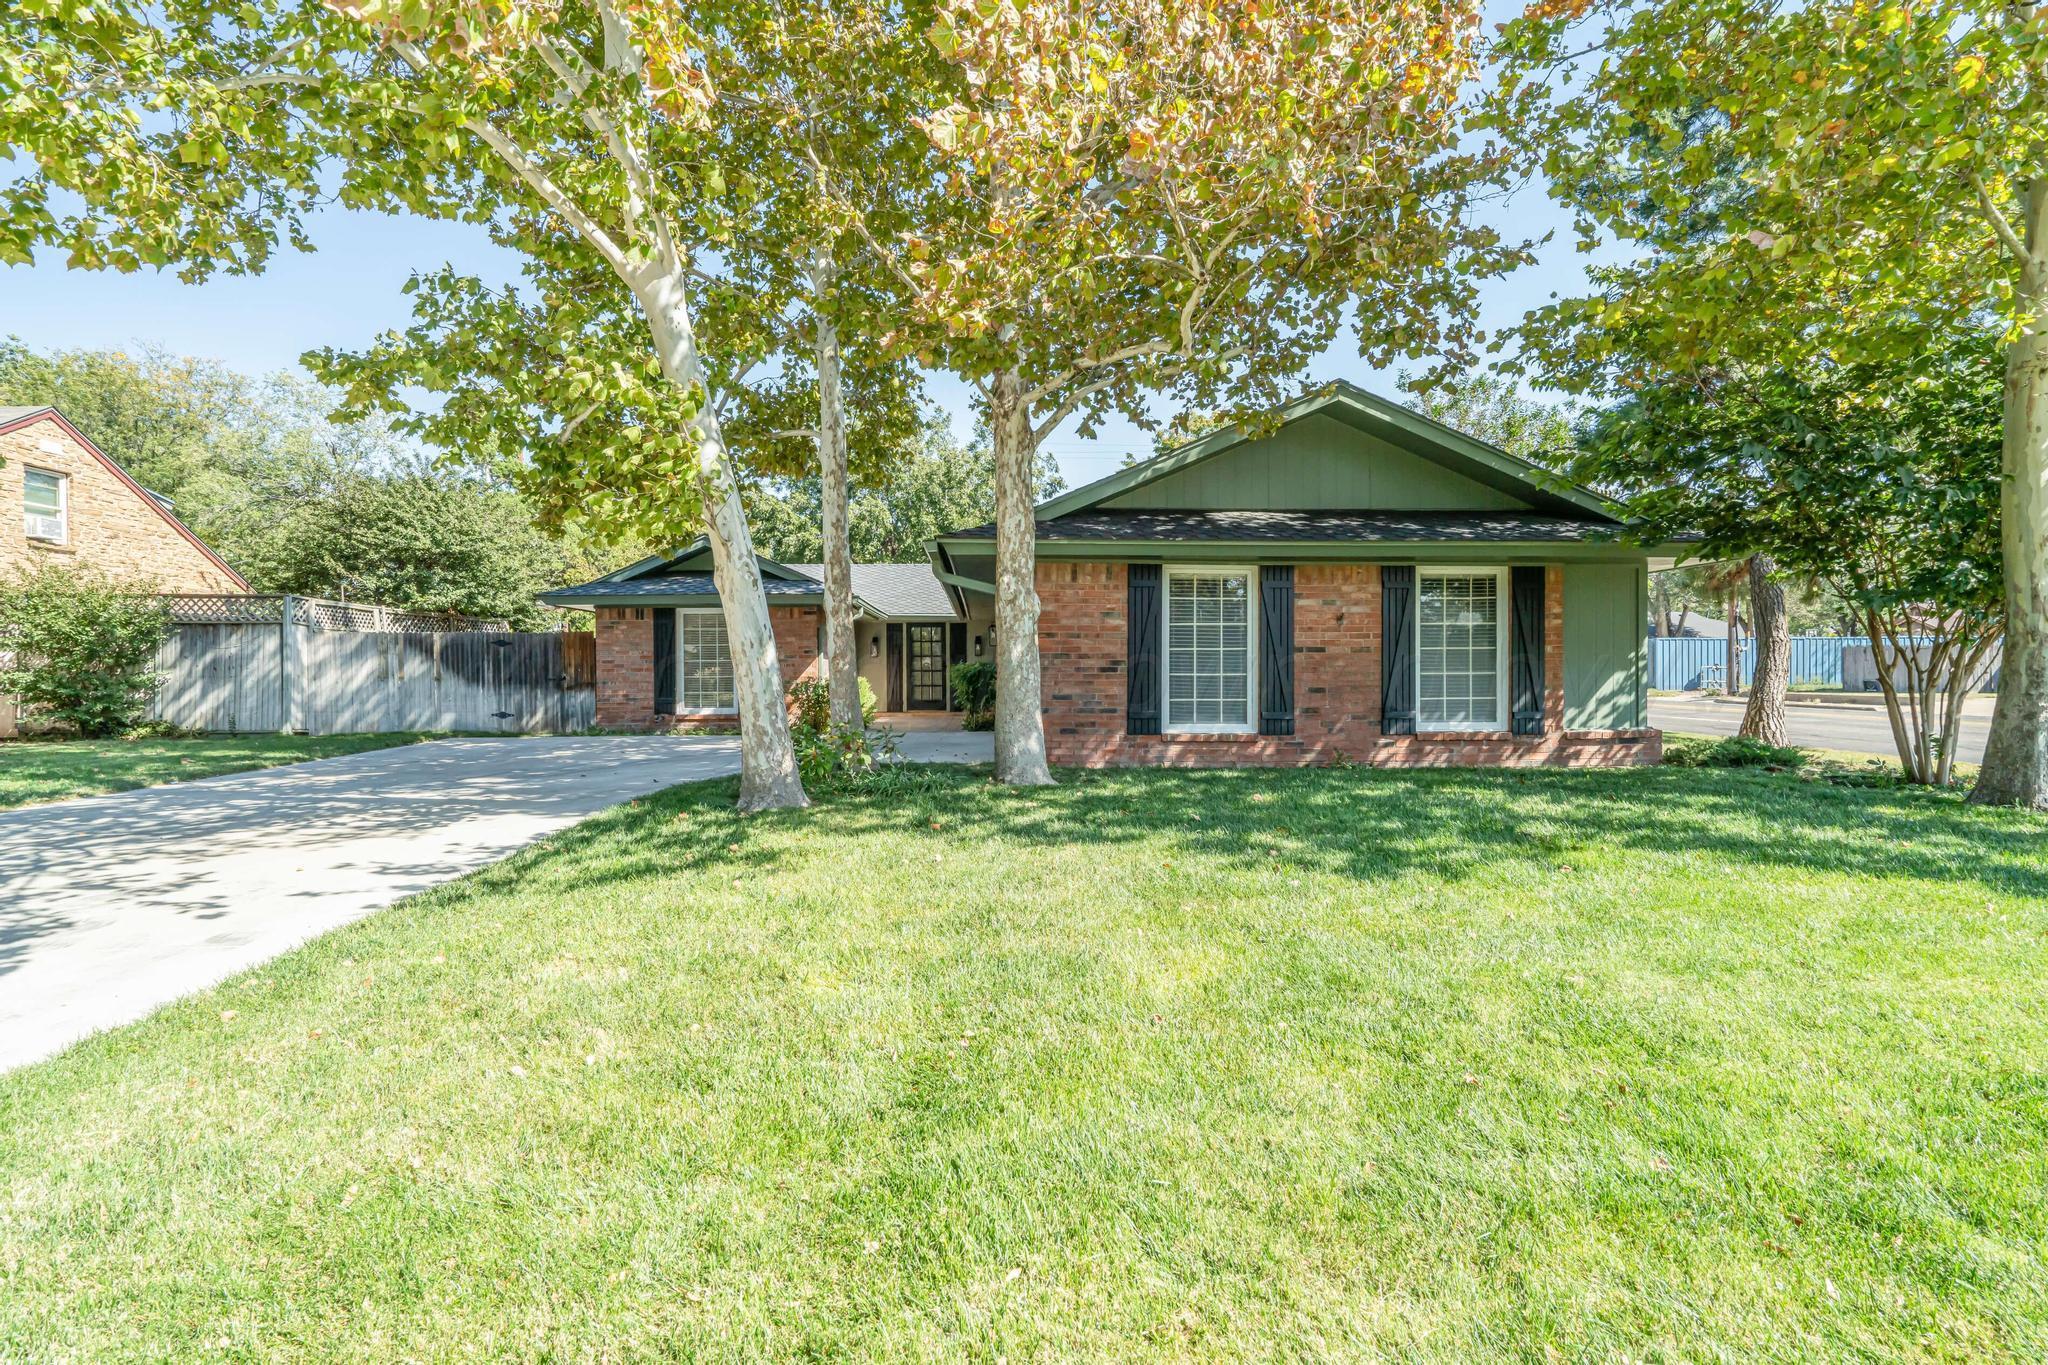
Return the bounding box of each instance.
[542,561,958,618]
[787,562,956,619]
[0,406,54,425]
[946,509,1628,544]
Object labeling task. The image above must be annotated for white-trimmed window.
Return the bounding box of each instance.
[23,467,67,544]
[1417,568,1507,730]
[679,609,736,713]
[1164,566,1256,732]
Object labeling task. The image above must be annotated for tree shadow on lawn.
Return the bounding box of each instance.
[516,764,2048,906]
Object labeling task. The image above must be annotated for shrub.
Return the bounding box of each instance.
[791,720,901,792]
[788,678,830,731]
[949,660,997,731]
[1663,734,1807,770]
[0,566,171,738]
[788,676,879,730]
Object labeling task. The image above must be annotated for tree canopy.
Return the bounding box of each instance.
[746,416,1060,564]
[1492,0,2048,806]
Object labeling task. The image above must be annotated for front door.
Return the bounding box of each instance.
[907,624,948,710]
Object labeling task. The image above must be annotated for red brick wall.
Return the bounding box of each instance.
[594,605,824,731]
[1036,560,1658,769]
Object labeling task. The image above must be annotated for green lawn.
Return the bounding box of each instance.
[3,764,2045,1360]
[0,734,437,810]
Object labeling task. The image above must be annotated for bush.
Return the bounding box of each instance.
[949,660,997,731]
[791,720,901,792]
[1663,734,1807,770]
[0,567,170,738]
[788,676,879,730]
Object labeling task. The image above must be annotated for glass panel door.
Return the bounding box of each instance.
[908,625,947,709]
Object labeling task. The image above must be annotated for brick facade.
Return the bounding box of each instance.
[594,604,824,731]
[1037,560,1658,769]
[0,412,244,594]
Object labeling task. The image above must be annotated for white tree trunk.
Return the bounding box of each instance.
[1738,554,1788,746]
[1976,178,2048,810]
[990,368,1054,785]
[635,266,807,811]
[812,264,861,733]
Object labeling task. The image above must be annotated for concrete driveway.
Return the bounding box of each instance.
[0,732,983,1073]
[1650,695,1992,764]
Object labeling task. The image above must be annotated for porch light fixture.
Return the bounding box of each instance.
[973,635,984,657]
[869,636,880,658]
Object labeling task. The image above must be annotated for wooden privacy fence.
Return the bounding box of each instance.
[147,595,595,735]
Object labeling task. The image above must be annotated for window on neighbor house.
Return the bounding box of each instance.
[23,468,67,543]
[1417,569,1506,730]
[679,609,736,712]
[1164,567,1255,732]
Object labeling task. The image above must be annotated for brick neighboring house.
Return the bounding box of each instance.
[545,383,1676,766]
[2,406,249,736]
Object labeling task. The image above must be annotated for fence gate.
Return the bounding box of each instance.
[147,595,596,736]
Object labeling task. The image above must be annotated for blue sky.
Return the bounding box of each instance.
[1,14,1600,490]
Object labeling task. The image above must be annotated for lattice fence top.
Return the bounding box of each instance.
[160,594,508,633]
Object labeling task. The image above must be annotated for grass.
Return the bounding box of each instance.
[3,764,2046,1360]
[0,733,439,810]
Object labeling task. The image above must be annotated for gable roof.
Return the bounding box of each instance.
[540,537,958,618]
[0,405,250,590]
[1033,380,1620,524]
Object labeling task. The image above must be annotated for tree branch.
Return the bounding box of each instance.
[1021,338,1171,407]
[1970,167,2031,268]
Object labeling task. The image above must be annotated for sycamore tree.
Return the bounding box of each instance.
[707,5,949,731]
[1492,0,2048,807]
[873,0,1527,785]
[3,0,825,810]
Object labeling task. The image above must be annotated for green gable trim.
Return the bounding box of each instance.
[1033,380,1620,524]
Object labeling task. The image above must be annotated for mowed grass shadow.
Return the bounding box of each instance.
[535,763,2048,907]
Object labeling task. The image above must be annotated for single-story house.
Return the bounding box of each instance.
[542,550,996,724]
[547,382,1670,766]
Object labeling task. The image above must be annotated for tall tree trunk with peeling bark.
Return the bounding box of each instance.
[1738,553,1788,746]
[990,366,1053,785]
[1974,180,2048,809]
[635,266,807,812]
[1724,590,1740,695]
[811,259,861,733]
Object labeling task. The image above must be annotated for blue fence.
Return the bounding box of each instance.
[1648,635,1868,691]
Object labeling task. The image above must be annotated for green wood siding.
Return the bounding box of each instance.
[1101,414,1532,513]
[1563,563,1647,730]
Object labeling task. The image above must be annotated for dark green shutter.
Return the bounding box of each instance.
[1126,563,1161,735]
[1510,566,1546,736]
[1381,565,1416,735]
[651,608,676,714]
[1258,565,1294,736]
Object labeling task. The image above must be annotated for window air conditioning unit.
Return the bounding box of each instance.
[24,514,65,542]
